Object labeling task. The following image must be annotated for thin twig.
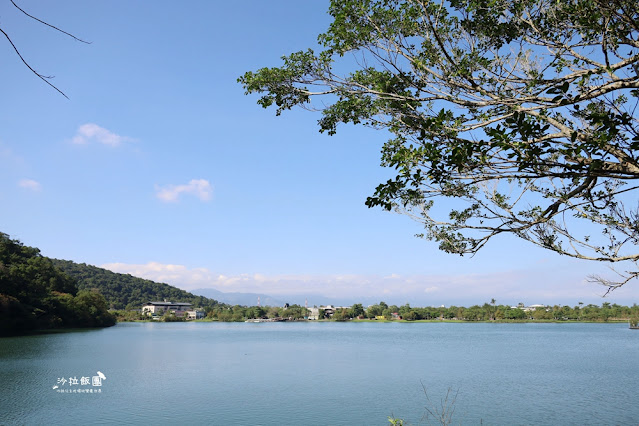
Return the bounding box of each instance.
[0,27,68,99]
[10,0,91,44]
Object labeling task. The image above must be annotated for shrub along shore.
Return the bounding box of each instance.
[115,301,639,324]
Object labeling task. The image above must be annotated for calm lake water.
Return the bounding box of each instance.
[1,322,638,425]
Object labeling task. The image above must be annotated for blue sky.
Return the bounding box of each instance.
[1,0,637,307]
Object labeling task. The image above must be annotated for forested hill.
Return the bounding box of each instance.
[51,259,222,310]
[0,233,116,336]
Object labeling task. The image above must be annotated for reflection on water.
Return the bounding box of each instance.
[1,322,638,425]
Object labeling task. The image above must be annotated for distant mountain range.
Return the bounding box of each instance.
[190,288,386,308]
[191,288,284,307]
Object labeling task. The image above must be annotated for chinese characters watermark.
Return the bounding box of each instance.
[52,371,107,394]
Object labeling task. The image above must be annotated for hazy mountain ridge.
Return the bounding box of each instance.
[191,288,387,308]
[191,288,284,307]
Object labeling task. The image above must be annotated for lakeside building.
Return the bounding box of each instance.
[142,301,192,316]
[186,310,206,320]
[306,305,353,320]
[307,308,320,320]
[510,304,547,312]
[319,305,352,318]
[142,301,205,320]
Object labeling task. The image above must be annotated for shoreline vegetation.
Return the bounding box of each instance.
[119,318,637,325]
[112,301,639,325]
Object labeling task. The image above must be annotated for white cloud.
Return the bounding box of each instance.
[155,179,213,202]
[98,261,634,306]
[97,263,510,301]
[72,123,132,147]
[18,178,41,191]
[102,262,214,286]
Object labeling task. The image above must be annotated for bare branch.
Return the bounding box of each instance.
[2,1,92,98]
[0,27,68,99]
[10,0,91,44]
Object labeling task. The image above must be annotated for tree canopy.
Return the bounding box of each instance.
[240,0,639,291]
[0,232,115,335]
[51,259,223,310]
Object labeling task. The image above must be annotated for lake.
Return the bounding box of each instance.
[1,322,637,425]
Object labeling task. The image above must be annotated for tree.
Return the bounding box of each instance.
[349,303,365,318]
[70,290,116,327]
[366,303,383,318]
[332,308,351,321]
[282,304,307,319]
[382,308,393,320]
[240,0,639,292]
[403,310,419,321]
[501,306,526,320]
[0,232,115,334]
[398,303,413,316]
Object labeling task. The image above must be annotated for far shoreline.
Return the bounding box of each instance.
[113,318,633,325]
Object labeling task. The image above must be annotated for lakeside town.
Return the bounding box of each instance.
[136,300,639,324]
[3,230,637,335]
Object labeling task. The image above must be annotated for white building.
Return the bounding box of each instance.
[186,310,205,320]
[142,301,192,316]
[307,307,320,320]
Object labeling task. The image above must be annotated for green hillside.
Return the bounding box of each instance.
[51,259,222,310]
[0,233,116,336]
